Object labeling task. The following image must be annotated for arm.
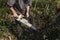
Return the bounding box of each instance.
[7,0,18,17]
[26,0,32,17]
[26,5,30,17]
[9,7,18,17]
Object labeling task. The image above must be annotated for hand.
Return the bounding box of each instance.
[26,12,29,17]
[13,14,18,18]
[18,14,24,19]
